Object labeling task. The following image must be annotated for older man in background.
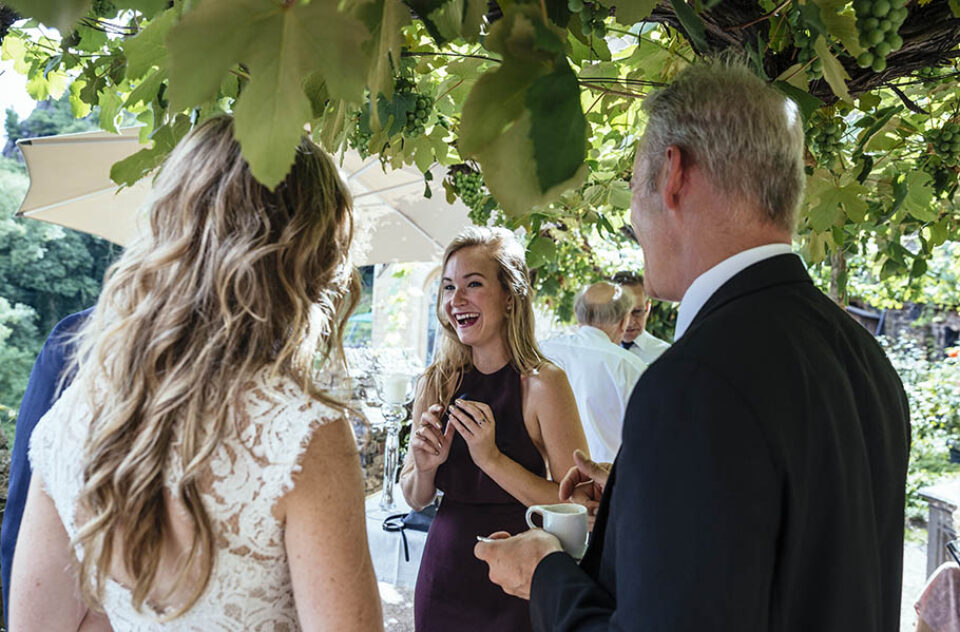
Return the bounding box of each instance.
[611,271,671,365]
[540,282,646,463]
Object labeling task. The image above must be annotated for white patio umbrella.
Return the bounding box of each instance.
[15,127,472,266]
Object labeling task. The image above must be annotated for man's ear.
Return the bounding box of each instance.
[660,145,686,212]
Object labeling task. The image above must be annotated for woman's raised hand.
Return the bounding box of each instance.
[447,399,501,470]
[411,403,455,474]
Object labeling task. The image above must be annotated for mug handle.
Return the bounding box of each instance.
[525,505,544,529]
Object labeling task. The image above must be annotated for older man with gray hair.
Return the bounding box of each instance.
[476,59,909,632]
[540,282,647,463]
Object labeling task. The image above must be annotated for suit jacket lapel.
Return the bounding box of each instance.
[685,254,812,336]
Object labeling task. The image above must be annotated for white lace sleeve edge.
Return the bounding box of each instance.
[276,411,345,501]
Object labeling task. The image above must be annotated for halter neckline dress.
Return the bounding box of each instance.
[414,362,545,632]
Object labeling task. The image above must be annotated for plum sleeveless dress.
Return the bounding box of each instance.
[415,363,545,632]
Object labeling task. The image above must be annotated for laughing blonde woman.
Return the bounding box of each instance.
[399,226,588,632]
[10,116,382,631]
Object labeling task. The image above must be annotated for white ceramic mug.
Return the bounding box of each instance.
[525,503,588,559]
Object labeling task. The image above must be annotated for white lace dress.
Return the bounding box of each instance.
[29,371,339,631]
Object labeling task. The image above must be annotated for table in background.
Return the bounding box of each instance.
[366,493,427,590]
[919,480,960,577]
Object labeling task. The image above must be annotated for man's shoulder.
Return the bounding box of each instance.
[655,280,896,397]
[608,344,647,372]
[48,307,93,342]
[640,331,671,351]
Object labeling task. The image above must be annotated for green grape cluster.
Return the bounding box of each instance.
[405,95,433,138]
[787,8,822,79]
[807,114,847,166]
[925,122,960,168]
[451,168,491,224]
[568,0,607,38]
[394,77,433,138]
[793,27,822,79]
[854,0,907,73]
[349,112,373,158]
[454,170,484,208]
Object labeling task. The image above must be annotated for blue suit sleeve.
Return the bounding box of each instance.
[1,309,88,624]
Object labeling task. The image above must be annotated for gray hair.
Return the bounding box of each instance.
[574,282,634,326]
[635,58,806,231]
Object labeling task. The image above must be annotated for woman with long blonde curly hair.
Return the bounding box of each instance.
[10,116,382,631]
[399,226,587,632]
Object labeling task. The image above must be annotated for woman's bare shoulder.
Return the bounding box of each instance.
[524,361,569,394]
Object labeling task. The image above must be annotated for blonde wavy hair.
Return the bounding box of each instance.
[421,226,546,406]
[68,116,358,617]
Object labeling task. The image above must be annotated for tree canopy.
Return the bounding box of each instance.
[2,0,960,319]
[0,100,118,417]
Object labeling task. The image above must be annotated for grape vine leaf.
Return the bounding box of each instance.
[376,92,417,137]
[902,171,937,222]
[168,0,368,109]
[125,68,165,108]
[459,10,554,156]
[110,115,192,186]
[354,0,410,101]
[166,0,267,110]
[797,2,828,38]
[2,0,91,34]
[76,23,108,53]
[526,235,558,269]
[614,0,660,25]
[98,89,123,134]
[668,0,708,52]
[122,7,177,80]
[406,0,480,44]
[428,0,470,42]
[812,0,864,57]
[527,59,588,191]
[25,70,68,101]
[116,0,170,20]
[168,0,370,188]
[473,111,588,215]
[805,170,845,231]
[69,79,93,117]
[813,36,852,104]
[460,6,588,213]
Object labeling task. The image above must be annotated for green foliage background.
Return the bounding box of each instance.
[0,98,120,428]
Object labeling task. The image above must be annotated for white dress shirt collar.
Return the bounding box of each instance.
[674,243,795,341]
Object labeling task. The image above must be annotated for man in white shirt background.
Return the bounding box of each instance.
[610,271,671,365]
[540,282,646,463]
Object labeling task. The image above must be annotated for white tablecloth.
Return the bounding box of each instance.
[366,492,428,589]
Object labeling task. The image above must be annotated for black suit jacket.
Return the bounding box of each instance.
[530,254,910,631]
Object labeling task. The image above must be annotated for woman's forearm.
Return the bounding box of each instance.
[400,466,439,511]
[479,453,560,507]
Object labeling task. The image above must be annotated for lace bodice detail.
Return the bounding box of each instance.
[29,371,340,630]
